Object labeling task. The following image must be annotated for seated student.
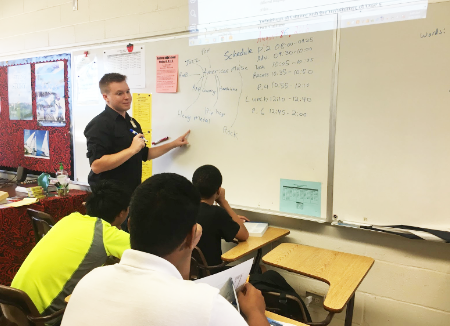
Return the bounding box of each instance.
[192,165,249,267]
[11,180,131,319]
[61,173,269,326]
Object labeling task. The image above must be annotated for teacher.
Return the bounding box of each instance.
[85,72,189,196]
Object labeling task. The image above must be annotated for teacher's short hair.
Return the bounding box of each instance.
[99,73,127,94]
[129,173,200,257]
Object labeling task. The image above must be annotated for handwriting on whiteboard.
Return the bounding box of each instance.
[177,35,318,140]
[420,28,446,38]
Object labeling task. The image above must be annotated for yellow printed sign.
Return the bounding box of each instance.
[132,93,152,182]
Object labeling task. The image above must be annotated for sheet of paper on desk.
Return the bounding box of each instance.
[194,258,254,291]
[244,222,268,237]
[4,197,38,207]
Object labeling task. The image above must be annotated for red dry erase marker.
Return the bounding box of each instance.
[152,137,169,146]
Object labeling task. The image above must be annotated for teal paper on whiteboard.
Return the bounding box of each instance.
[280,179,321,218]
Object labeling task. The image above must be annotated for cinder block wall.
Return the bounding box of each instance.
[1,1,449,325]
[0,0,188,56]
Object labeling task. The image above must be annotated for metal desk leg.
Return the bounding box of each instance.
[344,293,355,326]
[250,248,263,274]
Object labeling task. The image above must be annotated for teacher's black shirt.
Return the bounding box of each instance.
[84,105,149,193]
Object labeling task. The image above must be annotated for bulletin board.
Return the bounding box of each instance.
[0,53,73,178]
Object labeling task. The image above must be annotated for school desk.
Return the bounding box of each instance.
[221,226,290,274]
[262,243,374,326]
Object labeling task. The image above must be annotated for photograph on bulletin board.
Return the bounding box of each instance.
[8,64,32,121]
[36,61,66,127]
[24,129,50,160]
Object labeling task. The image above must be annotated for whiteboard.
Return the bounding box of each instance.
[333,2,450,229]
[72,31,337,219]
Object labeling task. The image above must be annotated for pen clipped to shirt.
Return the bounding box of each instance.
[129,129,148,142]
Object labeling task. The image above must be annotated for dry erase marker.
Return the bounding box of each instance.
[152,137,169,146]
[129,129,148,142]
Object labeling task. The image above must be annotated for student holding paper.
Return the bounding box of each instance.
[61,173,269,326]
[192,165,249,268]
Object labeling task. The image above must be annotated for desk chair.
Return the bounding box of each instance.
[263,243,374,326]
[27,209,56,244]
[264,292,311,323]
[0,284,65,326]
[190,246,229,280]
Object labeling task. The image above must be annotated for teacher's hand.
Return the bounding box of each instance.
[130,134,146,154]
[172,130,190,148]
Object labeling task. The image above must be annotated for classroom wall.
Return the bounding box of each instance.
[1,1,449,325]
[0,0,188,57]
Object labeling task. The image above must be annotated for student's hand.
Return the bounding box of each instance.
[130,134,146,154]
[216,187,226,205]
[237,283,266,320]
[238,215,250,222]
[171,130,190,148]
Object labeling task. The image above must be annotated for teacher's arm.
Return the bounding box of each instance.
[147,130,190,160]
[91,134,145,174]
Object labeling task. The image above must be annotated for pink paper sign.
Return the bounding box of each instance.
[156,55,178,93]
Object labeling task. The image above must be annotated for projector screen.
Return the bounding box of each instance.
[188,0,428,45]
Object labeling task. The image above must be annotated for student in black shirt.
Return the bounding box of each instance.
[192,165,249,267]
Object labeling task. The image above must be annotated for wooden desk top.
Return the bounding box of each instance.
[262,243,374,313]
[221,227,290,262]
[265,311,307,326]
[0,184,23,198]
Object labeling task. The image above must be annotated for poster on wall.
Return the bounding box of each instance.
[75,54,100,104]
[8,64,33,120]
[280,179,321,218]
[156,55,178,93]
[24,129,50,159]
[103,46,146,89]
[35,61,66,127]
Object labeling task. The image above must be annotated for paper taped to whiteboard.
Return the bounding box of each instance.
[280,179,321,218]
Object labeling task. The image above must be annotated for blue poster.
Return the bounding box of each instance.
[280,179,321,217]
[35,61,66,127]
[8,64,32,120]
[24,129,50,159]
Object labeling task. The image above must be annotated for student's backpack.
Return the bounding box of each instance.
[249,270,312,323]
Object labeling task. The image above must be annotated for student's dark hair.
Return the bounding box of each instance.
[85,180,131,224]
[99,73,127,94]
[192,165,222,199]
[129,173,200,257]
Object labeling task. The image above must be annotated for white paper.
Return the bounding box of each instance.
[103,46,146,89]
[75,54,100,104]
[194,258,253,290]
[244,222,268,237]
